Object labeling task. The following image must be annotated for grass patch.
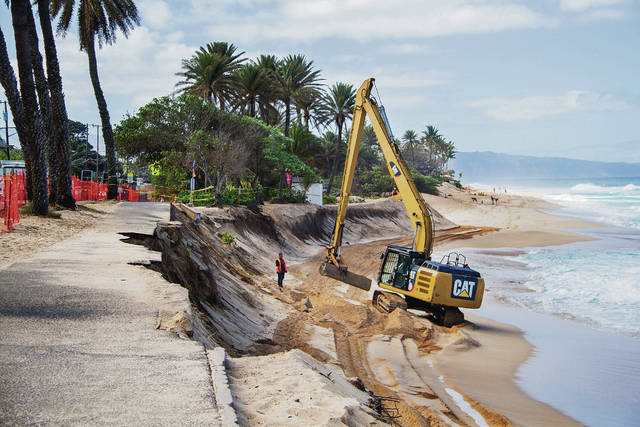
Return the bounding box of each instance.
[220,231,235,245]
[19,202,62,218]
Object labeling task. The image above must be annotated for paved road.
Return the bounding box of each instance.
[0,203,220,426]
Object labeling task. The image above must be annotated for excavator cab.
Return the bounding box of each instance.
[378,245,426,292]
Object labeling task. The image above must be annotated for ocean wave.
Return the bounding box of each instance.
[570,183,640,194]
[500,247,640,336]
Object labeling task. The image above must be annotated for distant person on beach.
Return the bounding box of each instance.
[276,252,287,290]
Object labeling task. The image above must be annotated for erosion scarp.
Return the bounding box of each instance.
[151,199,508,426]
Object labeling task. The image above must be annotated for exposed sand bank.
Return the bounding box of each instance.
[3,184,604,425]
[153,184,603,426]
[427,182,601,250]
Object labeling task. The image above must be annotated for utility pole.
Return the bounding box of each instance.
[84,123,89,173]
[2,101,9,160]
[92,124,101,182]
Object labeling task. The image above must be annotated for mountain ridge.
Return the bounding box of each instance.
[449,151,640,182]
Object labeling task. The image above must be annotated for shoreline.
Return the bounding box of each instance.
[427,183,639,426]
[434,299,584,427]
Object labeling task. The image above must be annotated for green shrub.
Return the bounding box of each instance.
[453,180,463,189]
[323,194,337,204]
[220,231,235,244]
[412,174,441,195]
[220,185,239,205]
[357,165,394,196]
[268,187,306,203]
[237,180,261,205]
[177,190,214,207]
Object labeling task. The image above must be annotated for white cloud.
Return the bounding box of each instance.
[52,25,195,121]
[137,0,172,29]
[322,68,447,91]
[184,0,551,43]
[467,91,627,121]
[559,0,623,11]
[98,27,195,106]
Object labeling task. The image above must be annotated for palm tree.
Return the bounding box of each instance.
[0,25,32,198]
[51,0,140,200]
[176,42,245,110]
[321,82,355,195]
[315,130,337,177]
[422,125,443,175]
[10,0,48,215]
[402,129,419,169]
[26,9,56,203]
[276,55,322,137]
[288,122,319,166]
[443,140,456,172]
[295,88,325,130]
[36,0,75,209]
[231,62,275,117]
[254,54,281,125]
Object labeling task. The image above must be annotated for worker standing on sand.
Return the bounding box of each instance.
[276,252,287,290]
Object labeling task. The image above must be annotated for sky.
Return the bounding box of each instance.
[1,0,639,162]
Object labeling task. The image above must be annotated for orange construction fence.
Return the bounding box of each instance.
[71,177,143,202]
[71,176,108,201]
[1,172,27,232]
[1,174,145,232]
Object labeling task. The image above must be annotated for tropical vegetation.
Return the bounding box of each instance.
[1,0,459,214]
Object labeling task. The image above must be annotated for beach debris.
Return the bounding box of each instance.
[304,297,313,312]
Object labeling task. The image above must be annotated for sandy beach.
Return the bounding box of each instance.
[177,184,611,426]
[3,186,631,426]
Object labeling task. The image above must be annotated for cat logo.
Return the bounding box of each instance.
[451,276,477,300]
[389,161,402,177]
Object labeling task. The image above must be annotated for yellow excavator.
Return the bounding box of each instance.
[320,78,484,327]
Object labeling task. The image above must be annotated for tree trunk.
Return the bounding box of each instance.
[284,98,291,137]
[249,97,255,117]
[326,120,343,196]
[11,0,48,215]
[85,38,117,199]
[277,98,292,201]
[0,26,33,199]
[37,0,75,209]
[27,10,57,203]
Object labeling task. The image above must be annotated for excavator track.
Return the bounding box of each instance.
[373,290,407,314]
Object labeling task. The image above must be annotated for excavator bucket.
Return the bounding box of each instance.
[320,263,372,291]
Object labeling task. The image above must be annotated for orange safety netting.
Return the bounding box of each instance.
[1,172,27,232]
[2,174,145,232]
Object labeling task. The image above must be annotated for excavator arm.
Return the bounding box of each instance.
[321,78,434,290]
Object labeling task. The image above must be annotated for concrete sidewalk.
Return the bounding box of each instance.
[0,203,221,426]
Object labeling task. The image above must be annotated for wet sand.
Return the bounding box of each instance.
[428,184,639,426]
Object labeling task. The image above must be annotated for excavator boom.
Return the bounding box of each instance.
[321,78,433,290]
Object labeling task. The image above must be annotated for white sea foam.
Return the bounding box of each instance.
[570,183,640,194]
[470,178,640,336]
[445,388,489,427]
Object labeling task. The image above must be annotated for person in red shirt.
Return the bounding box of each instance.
[276,252,287,290]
